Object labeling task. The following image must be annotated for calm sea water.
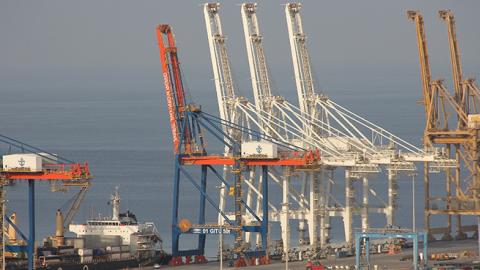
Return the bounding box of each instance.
[1,69,474,258]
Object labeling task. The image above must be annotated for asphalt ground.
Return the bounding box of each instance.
[134,239,480,270]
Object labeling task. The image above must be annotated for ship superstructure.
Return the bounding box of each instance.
[69,187,162,252]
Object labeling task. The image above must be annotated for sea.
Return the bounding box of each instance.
[1,67,476,259]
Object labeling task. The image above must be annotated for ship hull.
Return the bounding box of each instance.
[8,254,171,270]
[38,259,140,270]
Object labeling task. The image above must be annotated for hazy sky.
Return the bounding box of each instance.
[1,0,479,149]
[2,1,479,91]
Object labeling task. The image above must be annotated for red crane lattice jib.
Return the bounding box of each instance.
[156,24,192,154]
[2,162,92,181]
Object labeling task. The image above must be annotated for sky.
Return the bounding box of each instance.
[0,0,479,150]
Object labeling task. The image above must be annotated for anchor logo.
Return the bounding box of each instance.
[18,158,26,167]
[256,145,262,154]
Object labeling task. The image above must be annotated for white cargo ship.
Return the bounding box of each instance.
[69,187,162,254]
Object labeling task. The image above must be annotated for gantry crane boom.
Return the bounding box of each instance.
[439,10,464,106]
[285,3,315,118]
[156,25,192,155]
[204,3,236,124]
[407,11,433,125]
[241,3,273,113]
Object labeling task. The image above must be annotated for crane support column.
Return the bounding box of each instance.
[386,169,396,226]
[28,180,35,270]
[308,172,318,248]
[255,173,263,246]
[344,170,353,244]
[280,167,291,255]
[298,174,308,245]
[319,171,327,247]
[261,165,269,252]
[362,176,369,232]
[324,170,333,243]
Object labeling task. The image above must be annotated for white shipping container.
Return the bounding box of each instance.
[110,253,121,260]
[77,248,93,256]
[3,154,43,172]
[120,252,131,259]
[80,256,93,263]
[106,246,121,253]
[241,141,277,159]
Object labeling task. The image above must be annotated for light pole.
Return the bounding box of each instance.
[282,202,289,270]
[217,184,224,270]
[411,173,416,232]
[220,223,223,270]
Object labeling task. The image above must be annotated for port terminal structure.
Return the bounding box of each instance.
[408,10,480,240]
[0,135,91,270]
[201,1,458,260]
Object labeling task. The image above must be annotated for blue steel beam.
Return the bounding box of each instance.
[179,166,234,225]
[261,166,268,249]
[197,165,207,254]
[28,180,35,270]
[195,117,233,149]
[171,158,181,255]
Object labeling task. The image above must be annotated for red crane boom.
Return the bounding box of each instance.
[156,25,191,154]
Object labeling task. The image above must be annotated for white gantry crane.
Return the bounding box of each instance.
[203,1,457,257]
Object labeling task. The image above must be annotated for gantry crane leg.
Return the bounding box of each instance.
[361,176,369,232]
[317,172,327,248]
[386,169,397,226]
[424,163,432,240]
[344,170,353,245]
[27,180,35,270]
[280,166,291,256]
[324,170,333,244]
[198,165,208,254]
[455,145,467,239]
[443,145,453,240]
[298,174,308,245]
[0,182,4,270]
[308,172,318,248]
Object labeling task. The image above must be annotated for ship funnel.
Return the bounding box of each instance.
[55,209,64,246]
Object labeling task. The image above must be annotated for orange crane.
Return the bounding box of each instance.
[156,24,320,266]
[408,10,480,240]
